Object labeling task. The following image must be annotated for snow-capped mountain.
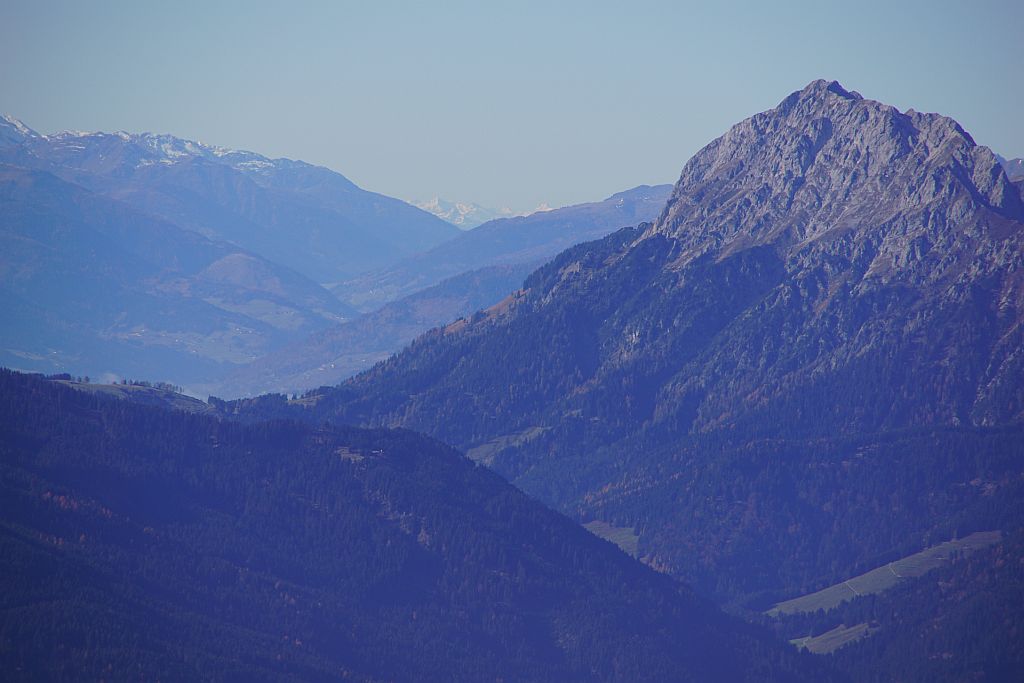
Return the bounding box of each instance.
[0,114,39,146]
[0,114,459,389]
[0,115,458,282]
[412,196,553,229]
[0,114,310,176]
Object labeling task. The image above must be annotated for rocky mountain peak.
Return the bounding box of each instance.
[787,78,863,105]
[652,80,1022,272]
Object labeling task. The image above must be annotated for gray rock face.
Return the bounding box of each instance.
[655,80,1021,267]
[640,79,1024,428]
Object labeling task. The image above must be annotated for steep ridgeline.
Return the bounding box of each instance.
[217,262,539,398]
[337,184,672,311]
[0,164,354,387]
[0,370,831,683]
[260,81,1024,611]
[0,115,458,283]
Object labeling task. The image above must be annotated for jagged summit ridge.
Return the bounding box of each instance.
[652,79,1022,276]
[788,78,864,103]
[0,114,355,185]
[0,114,39,145]
[43,126,297,175]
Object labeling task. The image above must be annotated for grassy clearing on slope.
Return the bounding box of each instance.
[583,520,640,557]
[767,530,1002,616]
[790,622,877,654]
[57,380,214,414]
[465,426,549,465]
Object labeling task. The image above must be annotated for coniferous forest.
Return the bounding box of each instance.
[0,370,831,682]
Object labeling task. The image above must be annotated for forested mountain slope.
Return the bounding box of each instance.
[239,81,1024,609]
[216,262,539,397]
[0,370,830,682]
[768,529,1024,681]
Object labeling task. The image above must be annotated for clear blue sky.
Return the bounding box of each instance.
[1,0,1021,211]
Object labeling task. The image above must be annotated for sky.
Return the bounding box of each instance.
[1,0,1021,212]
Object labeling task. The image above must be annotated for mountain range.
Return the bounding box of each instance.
[337,184,672,312]
[0,163,355,385]
[0,115,458,283]
[207,184,673,397]
[3,78,1023,681]
[223,81,1024,677]
[0,116,459,388]
[0,114,671,393]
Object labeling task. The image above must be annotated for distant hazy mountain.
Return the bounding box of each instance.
[214,262,539,397]
[998,153,1024,182]
[338,184,672,311]
[0,163,354,387]
[0,115,459,283]
[241,81,1024,669]
[218,187,663,396]
[0,114,34,146]
[0,370,832,682]
[411,196,517,229]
